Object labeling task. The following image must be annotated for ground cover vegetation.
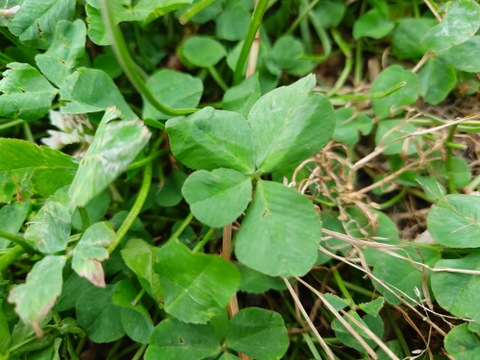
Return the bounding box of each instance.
[0,0,479,358]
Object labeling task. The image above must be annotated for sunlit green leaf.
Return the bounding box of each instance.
[427,194,480,248]
[182,168,252,228]
[248,74,335,173]
[145,318,221,360]
[223,75,261,118]
[438,36,480,73]
[69,107,151,207]
[155,240,240,323]
[391,18,435,59]
[0,63,58,121]
[35,20,87,87]
[8,256,66,335]
[24,202,71,254]
[7,0,75,49]
[167,107,255,173]
[421,0,480,53]
[72,222,116,287]
[235,180,322,277]
[60,68,136,119]
[445,323,480,360]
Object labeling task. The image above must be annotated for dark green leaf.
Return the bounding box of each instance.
[237,264,286,294]
[444,323,480,359]
[143,69,203,120]
[311,0,346,28]
[0,201,30,249]
[155,240,240,323]
[427,194,480,248]
[371,66,419,119]
[353,8,394,40]
[72,222,116,287]
[226,308,289,360]
[8,256,66,335]
[182,168,252,228]
[215,6,250,41]
[248,74,335,173]
[145,318,221,360]
[76,285,125,343]
[156,171,187,208]
[35,20,87,87]
[235,180,322,277]
[69,107,151,207]
[166,107,255,173]
[391,18,435,59]
[7,0,75,49]
[438,36,480,73]
[418,59,456,105]
[0,63,58,121]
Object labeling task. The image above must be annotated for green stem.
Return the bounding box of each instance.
[386,308,410,357]
[23,122,35,143]
[327,29,352,96]
[100,0,197,117]
[445,124,458,194]
[168,212,194,242]
[331,266,355,309]
[0,230,35,253]
[78,207,90,233]
[354,39,363,85]
[341,280,375,298]
[287,0,320,34]
[302,332,322,360]
[308,11,331,59]
[466,173,480,192]
[377,187,407,209]
[131,288,146,306]
[131,344,148,360]
[233,0,269,84]
[208,66,228,91]
[108,162,152,254]
[331,81,406,101]
[178,0,215,24]
[0,245,25,272]
[0,119,23,131]
[126,149,168,172]
[192,227,215,253]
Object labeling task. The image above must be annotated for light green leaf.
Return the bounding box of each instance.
[267,35,313,76]
[371,66,419,119]
[226,308,289,360]
[391,18,435,59]
[322,293,349,311]
[155,240,240,323]
[182,168,252,228]
[438,36,480,73]
[223,75,261,118]
[421,0,480,53]
[427,194,480,248]
[143,69,203,120]
[179,36,226,67]
[60,68,136,119]
[7,0,75,49]
[69,107,151,207]
[0,138,77,203]
[0,62,58,121]
[235,180,322,277]
[431,253,480,322]
[418,59,456,105]
[24,202,71,254]
[359,298,385,317]
[8,256,66,335]
[112,278,154,344]
[72,222,116,287]
[0,201,30,249]
[311,0,346,28]
[145,318,221,360]
[353,8,394,40]
[126,0,193,24]
[375,120,423,156]
[76,285,125,343]
[445,323,480,360]
[373,247,440,305]
[85,4,111,45]
[166,107,255,173]
[121,238,161,300]
[35,20,87,87]
[248,74,335,173]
